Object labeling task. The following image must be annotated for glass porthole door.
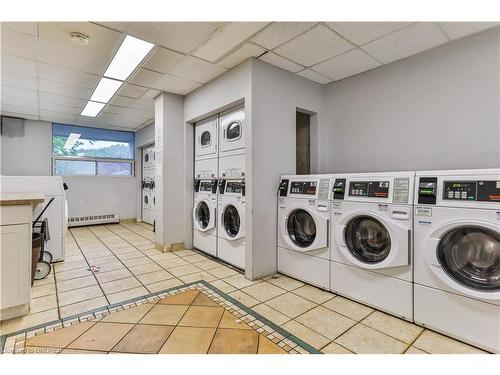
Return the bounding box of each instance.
[344,216,391,264]
[437,226,500,292]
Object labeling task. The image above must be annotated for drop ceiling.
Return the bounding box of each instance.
[1,21,498,131]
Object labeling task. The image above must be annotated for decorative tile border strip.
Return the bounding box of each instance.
[0,280,321,354]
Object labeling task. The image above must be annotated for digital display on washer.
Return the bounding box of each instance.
[290,181,317,195]
[443,181,477,201]
[349,181,389,198]
[225,181,242,194]
[199,181,212,192]
[443,180,500,202]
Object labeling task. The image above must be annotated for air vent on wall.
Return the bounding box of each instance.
[68,214,119,227]
[1,116,26,137]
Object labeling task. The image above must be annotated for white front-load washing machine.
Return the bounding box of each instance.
[217,179,245,269]
[277,175,333,290]
[195,116,218,161]
[193,179,218,257]
[330,172,415,321]
[413,169,500,353]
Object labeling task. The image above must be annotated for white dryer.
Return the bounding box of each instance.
[277,175,333,290]
[195,116,218,161]
[193,179,218,257]
[330,172,415,321]
[413,169,500,353]
[218,108,245,180]
[219,108,244,158]
[217,179,245,269]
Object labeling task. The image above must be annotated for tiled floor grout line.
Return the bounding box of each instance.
[86,226,154,294]
[68,229,111,308]
[205,302,228,354]
[116,223,156,242]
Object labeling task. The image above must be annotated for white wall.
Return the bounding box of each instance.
[63,176,137,219]
[1,120,138,220]
[324,27,500,172]
[155,93,186,249]
[249,59,326,278]
[0,120,52,175]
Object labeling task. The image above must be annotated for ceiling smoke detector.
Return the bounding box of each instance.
[70,32,89,46]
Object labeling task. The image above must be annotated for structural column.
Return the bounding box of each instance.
[154,92,185,251]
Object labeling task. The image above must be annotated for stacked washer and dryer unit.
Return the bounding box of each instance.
[193,108,246,269]
[141,145,156,226]
[278,169,499,353]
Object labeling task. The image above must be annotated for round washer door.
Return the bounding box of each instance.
[437,226,500,292]
[200,130,211,147]
[287,209,317,248]
[193,200,215,231]
[222,204,244,240]
[344,215,391,264]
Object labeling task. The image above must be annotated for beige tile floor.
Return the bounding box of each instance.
[0,222,487,354]
[18,288,288,354]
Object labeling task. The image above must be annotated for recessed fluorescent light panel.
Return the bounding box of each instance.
[81,101,105,117]
[90,77,123,103]
[104,35,155,80]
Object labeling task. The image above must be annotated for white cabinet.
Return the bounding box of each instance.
[0,224,31,314]
[0,194,42,321]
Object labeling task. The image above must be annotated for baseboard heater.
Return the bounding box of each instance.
[68,214,120,227]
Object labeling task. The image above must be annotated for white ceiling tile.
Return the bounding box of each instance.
[0,111,39,121]
[312,48,381,81]
[129,68,163,87]
[193,22,269,62]
[326,22,413,45]
[151,73,201,95]
[439,22,500,40]
[39,110,77,123]
[169,56,227,83]
[1,54,37,77]
[39,79,92,100]
[38,22,122,75]
[129,98,155,112]
[362,23,449,64]
[99,22,227,53]
[39,101,82,115]
[38,63,100,89]
[1,85,38,101]
[274,24,354,67]
[217,43,266,68]
[117,83,148,99]
[1,22,38,36]
[140,89,161,100]
[252,22,317,49]
[296,69,332,84]
[102,105,123,115]
[110,95,135,107]
[1,72,38,91]
[258,52,303,73]
[39,92,87,108]
[1,95,38,109]
[0,28,38,60]
[143,47,185,73]
[1,103,39,117]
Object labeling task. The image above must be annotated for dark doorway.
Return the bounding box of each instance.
[296,111,310,174]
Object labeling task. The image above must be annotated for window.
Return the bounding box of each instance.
[52,123,134,176]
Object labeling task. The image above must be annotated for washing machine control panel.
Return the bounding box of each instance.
[199,181,213,193]
[349,181,389,198]
[443,180,500,202]
[332,178,346,200]
[278,179,289,197]
[210,179,218,194]
[290,181,317,195]
[417,177,438,204]
[218,179,226,195]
